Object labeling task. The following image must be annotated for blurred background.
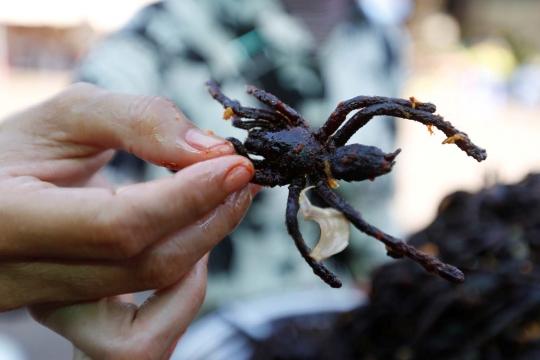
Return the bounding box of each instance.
[1,0,540,359]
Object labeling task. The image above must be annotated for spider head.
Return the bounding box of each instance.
[327,144,401,182]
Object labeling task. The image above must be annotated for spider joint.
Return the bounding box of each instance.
[324,160,339,189]
[442,132,467,144]
[223,107,235,120]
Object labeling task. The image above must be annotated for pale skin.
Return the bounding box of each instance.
[0,83,258,359]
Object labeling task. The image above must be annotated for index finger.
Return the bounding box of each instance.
[21,82,234,170]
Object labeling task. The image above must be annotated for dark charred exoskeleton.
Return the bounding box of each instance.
[205,79,487,288]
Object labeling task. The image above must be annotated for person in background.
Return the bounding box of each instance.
[77,0,414,308]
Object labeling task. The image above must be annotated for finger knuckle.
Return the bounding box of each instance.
[108,224,146,259]
[149,268,183,290]
[141,250,187,290]
[41,82,101,121]
[128,95,174,135]
[178,178,212,220]
[92,206,148,259]
[109,229,143,260]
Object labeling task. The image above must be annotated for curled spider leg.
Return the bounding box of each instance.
[205,79,288,126]
[311,173,464,283]
[286,177,342,288]
[245,84,309,129]
[230,117,281,132]
[226,137,268,168]
[330,103,487,162]
[315,96,437,142]
[226,137,250,157]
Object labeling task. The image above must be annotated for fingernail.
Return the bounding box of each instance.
[224,165,253,193]
[185,128,229,150]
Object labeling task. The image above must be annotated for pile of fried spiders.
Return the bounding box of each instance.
[205,79,487,288]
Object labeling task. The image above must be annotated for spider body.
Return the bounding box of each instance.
[238,125,401,186]
[205,79,487,288]
[244,127,322,185]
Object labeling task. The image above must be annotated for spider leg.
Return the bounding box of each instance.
[315,96,437,142]
[231,116,280,132]
[330,103,487,162]
[286,177,342,288]
[205,79,288,127]
[245,84,310,129]
[226,137,268,169]
[311,173,464,283]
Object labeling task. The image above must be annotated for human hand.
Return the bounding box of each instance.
[33,257,209,360]
[0,83,256,357]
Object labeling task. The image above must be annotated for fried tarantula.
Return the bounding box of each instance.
[205,79,487,288]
